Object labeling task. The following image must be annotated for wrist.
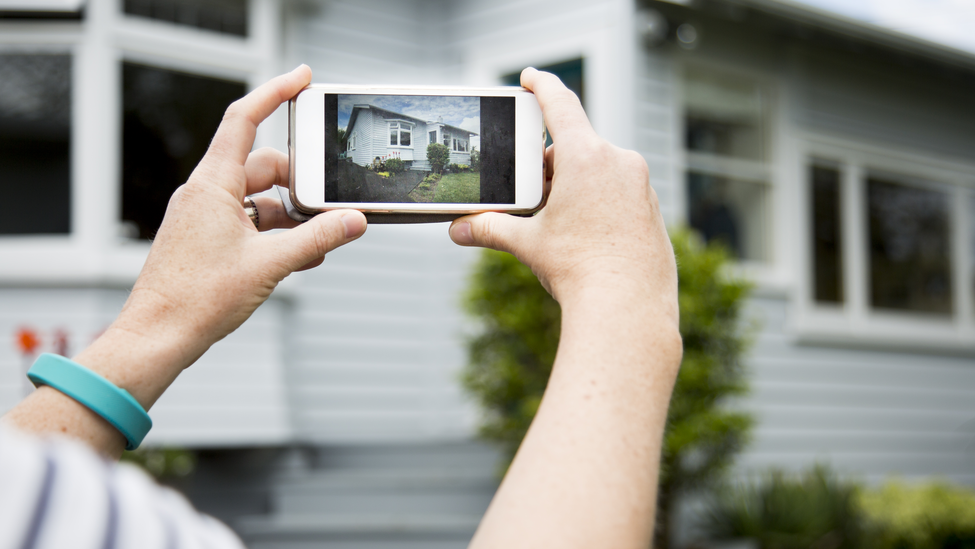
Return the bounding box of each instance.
[73,316,199,411]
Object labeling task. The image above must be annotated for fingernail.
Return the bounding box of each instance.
[341,213,365,239]
[450,222,474,246]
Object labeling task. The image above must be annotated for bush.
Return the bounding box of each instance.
[385,157,406,174]
[446,163,469,173]
[703,465,865,549]
[859,481,975,549]
[461,228,754,548]
[470,147,480,172]
[427,143,450,174]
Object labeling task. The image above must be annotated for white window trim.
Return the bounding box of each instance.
[0,0,281,285]
[793,131,975,352]
[674,60,791,292]
[348,132,356,151]
[387,120,414,149]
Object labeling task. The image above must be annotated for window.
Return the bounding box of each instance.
[121,63,245,239]
[443,130,450,147]
[683,66,771,262]
[867,177,951,315]
[453,138,467,152]
[388,121,412,147]
[811,164,843,304]
[800,138,975,347]
[0,53,72,235]
[348,133,356,151]
[123,0,247,36]
[429,130,436,146]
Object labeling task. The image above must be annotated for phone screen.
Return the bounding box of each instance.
[324,94,515,204]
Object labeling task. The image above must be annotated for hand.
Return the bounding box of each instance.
[3,66,367,457]
[456,68,682,549]
[117,65,366,373]
[449,67,677,325]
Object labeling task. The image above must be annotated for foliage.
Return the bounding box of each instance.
[461,250,561,461]
[446,163,470,173]
[462,228,754,538]
[385,157,407,174]
[427,143,450,174]
[375,171,390,178]
[122,447,196,479]
[370,156,386,171]
[470,147,481,172]
[859,481,975,549]
[657,229,755,546]
[336,127,347,151]
[702,465,865,549]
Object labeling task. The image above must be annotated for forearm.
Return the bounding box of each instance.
[470,280,682,549]
[2,318,194,459]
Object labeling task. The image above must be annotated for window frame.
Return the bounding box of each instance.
[0,0,279,284]
[387,120,414,149]
[674,60,787,288]
[794,132,975,351]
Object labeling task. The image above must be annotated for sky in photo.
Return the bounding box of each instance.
[338,95,481,135]
[794,0,975,55]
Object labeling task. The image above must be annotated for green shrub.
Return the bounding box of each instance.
[446,163,469,173]
[427,143,450,174]
[122,447,196,479]
[462,228,754,548]
[703,465,865,549]
[385,157,406,174]
[859,481,975,549]
[470,147,480,171]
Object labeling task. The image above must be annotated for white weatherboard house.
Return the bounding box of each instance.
[2,0,974,547]
[345,105,476,170]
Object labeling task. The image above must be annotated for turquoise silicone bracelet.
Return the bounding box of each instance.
[27,353,152,451]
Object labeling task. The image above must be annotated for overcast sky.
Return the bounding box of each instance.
[338,95,480,134]
[794,0,975,55]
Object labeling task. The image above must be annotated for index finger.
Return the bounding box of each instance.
[206,65,313,168]
[520,67,595,144]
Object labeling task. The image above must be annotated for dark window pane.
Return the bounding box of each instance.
[401,128,410,146]
[868,177,952,314]
[687,172,767,261]
[0,54,71,235]
[503,58,583,147]
[123,0,247,37]
[122,63,245,239]
[812,165,843,303]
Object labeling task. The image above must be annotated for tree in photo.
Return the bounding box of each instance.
[427,142,450,174]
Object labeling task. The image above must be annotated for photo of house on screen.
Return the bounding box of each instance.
[338,95,480,171]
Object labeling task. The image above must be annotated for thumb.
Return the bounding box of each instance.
[263,209,367,274]
[449,212,530,256]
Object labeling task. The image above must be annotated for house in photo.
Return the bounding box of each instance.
[344,105,478,170]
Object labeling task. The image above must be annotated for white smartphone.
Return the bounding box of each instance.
[288,84,546,221]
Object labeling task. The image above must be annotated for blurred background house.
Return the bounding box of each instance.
[1,0,974,547]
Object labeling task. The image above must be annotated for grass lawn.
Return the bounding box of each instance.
[434,172,480,203]
[409,172,480,203]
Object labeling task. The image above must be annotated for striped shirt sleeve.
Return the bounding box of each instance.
[0,426,245,549]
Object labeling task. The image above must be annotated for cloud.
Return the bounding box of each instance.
[337,94,480,130]
[459,116,480,133]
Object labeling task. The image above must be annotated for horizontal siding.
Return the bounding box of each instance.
[794,51,975,160]
[737,296,975,485]
[285,224,481,443]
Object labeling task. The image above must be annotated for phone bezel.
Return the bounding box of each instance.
[289,84,545,215]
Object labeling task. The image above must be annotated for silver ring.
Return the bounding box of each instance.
[244,197,259,229]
